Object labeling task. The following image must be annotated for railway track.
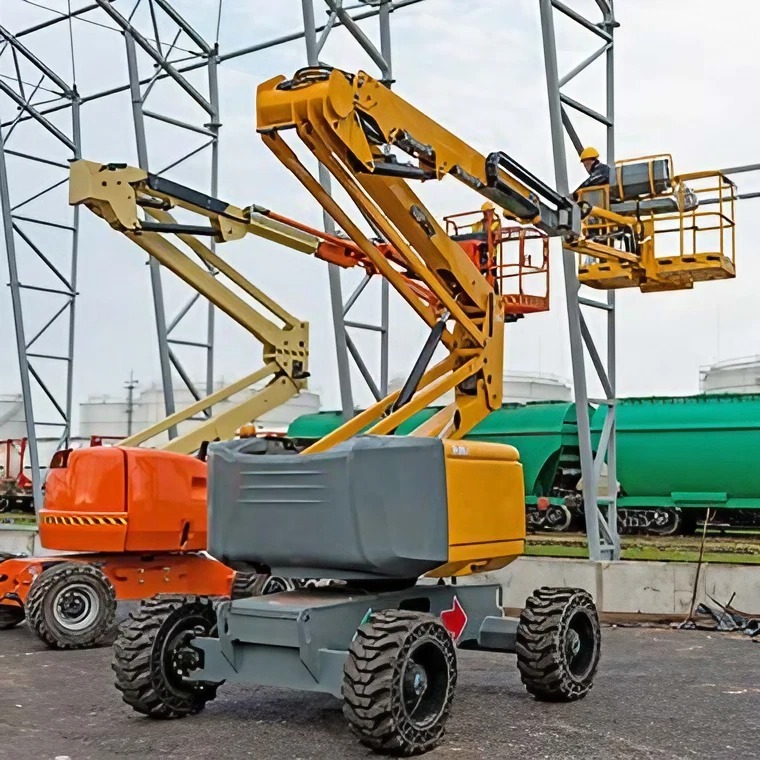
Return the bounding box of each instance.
[527,529,760,563]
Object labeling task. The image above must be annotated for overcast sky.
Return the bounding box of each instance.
[2,0,759,427]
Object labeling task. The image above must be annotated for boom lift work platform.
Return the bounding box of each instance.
[110,67,613,756]
[574,154,736,292]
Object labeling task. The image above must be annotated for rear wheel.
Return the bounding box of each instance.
[113,594,221,719]
[25,562,116,649]
[516,587,600,702]
[231,572,295,599]
[342,609,457,756]
[0,605,24,630]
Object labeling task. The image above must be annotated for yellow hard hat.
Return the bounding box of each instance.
[481,201,495,211]
[580,146,600,161]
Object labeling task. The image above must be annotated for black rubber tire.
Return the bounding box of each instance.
[25,562,116,650]
[342,609,457,756]
[516,586,601,702]
[0,605,25,630]
[231,572,294,599]
[112,594,221,719]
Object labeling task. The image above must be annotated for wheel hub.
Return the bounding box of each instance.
[171,645,200,675]
[565,628,581,658]
[52,583,100,631]
[405,663,428,697]
[161,621,211,692]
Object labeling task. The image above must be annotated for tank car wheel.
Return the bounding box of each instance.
[0,604,25,630]
[648,509,681,536]
[25,562,116,649]
[544,504,573,532]
[113,594,222,719]
[516,587,600,702]
[342,609,457,756]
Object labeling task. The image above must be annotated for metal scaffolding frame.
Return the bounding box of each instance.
[0,12,82,510]
[0,0,421,507]
[93,0,223,437]
[301,0,394,419]
[4,0,755,535]
[539,0,620,560]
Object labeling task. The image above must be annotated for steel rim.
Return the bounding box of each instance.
[546,504,573,531]
[565,607,597,680]
[52,583,100,631]
[399,638,449,729]
[160,612,214,696]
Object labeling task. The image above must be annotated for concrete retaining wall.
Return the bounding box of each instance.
[0,525,36,555]
[463,557,760,618]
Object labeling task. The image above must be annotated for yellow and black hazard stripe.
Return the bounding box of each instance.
[41,514,128,527]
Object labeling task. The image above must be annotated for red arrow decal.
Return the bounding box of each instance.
[440,596,468,642]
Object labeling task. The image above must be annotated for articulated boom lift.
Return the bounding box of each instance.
[112,68,602,756]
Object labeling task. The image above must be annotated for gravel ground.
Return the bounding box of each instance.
[1,623,758,760]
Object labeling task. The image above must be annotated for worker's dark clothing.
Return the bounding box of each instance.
[574,159,616,258]
[573,159,613,200]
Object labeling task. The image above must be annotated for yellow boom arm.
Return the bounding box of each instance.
[256,67,578,449]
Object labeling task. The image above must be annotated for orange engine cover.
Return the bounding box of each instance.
[40,447,208,553]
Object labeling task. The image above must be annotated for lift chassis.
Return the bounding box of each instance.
[117,582,600,755]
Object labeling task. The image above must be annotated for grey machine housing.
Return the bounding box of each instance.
[207,435,451,581]
[194,437,521,698]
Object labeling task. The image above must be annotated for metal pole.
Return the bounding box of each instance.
[539,0,605,560]
[0,123,43,511]
[379,0,392,396]
[206,50,221,401]
[63,94,82,450]
[125,31,178,437]
[604,1,620,556]
[125,371,138,436]
[302,0,354,420]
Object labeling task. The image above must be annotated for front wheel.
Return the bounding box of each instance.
[342,609,457,756]
[112,594,221,719]
[25,562,116,649]
[516,587,601,702]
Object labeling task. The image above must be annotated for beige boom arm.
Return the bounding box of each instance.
[69,159,311,453]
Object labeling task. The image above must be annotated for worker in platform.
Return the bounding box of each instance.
[472,201,500,234]
[573,146,614,200]
[574,147,618,260]
[472,202,500,291]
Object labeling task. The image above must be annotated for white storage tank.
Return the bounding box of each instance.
[78,381,321,442]
[699,357,760,394]
[0,394,26,439]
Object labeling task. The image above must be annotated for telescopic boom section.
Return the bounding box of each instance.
[256,67,577,448]
[68,159,318,453]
